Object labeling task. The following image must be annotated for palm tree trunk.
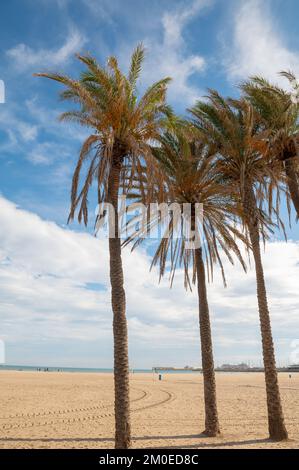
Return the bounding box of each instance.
[284,158,299,218]
[108,159,131,449]
[244,186,288,441]
[195,246,220,436]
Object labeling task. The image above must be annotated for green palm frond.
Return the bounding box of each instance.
[124,128,248,288]
[35,45,172,227]
[189,91,286,242]
[128,43,145,89]
[240,72,299,149]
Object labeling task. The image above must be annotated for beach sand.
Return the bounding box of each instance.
[0,371,298,449]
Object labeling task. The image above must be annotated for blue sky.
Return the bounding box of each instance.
[0,0,299,368]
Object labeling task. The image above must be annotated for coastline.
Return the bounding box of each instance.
[1,364,297,374]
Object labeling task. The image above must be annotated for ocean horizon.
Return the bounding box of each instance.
[0,364,202,374]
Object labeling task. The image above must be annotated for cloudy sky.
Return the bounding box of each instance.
[0,0,299,368]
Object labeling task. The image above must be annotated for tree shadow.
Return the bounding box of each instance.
[149,438,273,449]
[0,434,275,449]
[0,437,114,443]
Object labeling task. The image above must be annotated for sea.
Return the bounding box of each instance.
[0,365,201,374]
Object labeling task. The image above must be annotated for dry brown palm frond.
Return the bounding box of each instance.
[240,72,299,222]
[35,44,172,227]
[124,130,248,289]
[189,92,287,245]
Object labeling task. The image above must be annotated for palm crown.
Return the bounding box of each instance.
[126,130,247,288]
[241,72,299,161]
[240,72,299,219]
[35,44,172,224]
[189,92,285,239]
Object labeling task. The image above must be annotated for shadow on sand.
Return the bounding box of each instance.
[0,434,273,448]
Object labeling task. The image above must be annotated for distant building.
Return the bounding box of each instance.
[219,363,250,371]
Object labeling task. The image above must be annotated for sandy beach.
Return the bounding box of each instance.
[0,371,298,449]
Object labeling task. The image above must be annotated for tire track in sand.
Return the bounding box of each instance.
[0,387,149,431]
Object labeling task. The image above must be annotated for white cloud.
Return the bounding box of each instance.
[225,0,299,86]
[0,98,88,168]
[25,97,88,142]
[0,195,299,368]
[26,141,71,166]
[80,0,118,24]
[138,0,213,105]
[6,27,86,71]
[0,107,38,154]
[37,0,70,8]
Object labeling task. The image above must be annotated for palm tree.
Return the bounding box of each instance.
[35,44,171,449]
[190,93,288,441]
[241,72,299,218]
[125,130,246,436]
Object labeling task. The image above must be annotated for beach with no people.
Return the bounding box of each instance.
[0,371,298,449]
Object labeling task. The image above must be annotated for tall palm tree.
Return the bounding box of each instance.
[35,44,171,449]
[241,72,299,218]
[190,93,288,441]
[125,130,246,437]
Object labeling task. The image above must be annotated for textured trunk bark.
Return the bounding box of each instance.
[244,185,288,441]
[195,247,220,436]
[284,158,299,218]
[108,159,131,449]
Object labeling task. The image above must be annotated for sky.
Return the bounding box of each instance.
[0,0,299,368]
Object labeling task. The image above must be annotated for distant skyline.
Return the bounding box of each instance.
[0,0,299,368]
